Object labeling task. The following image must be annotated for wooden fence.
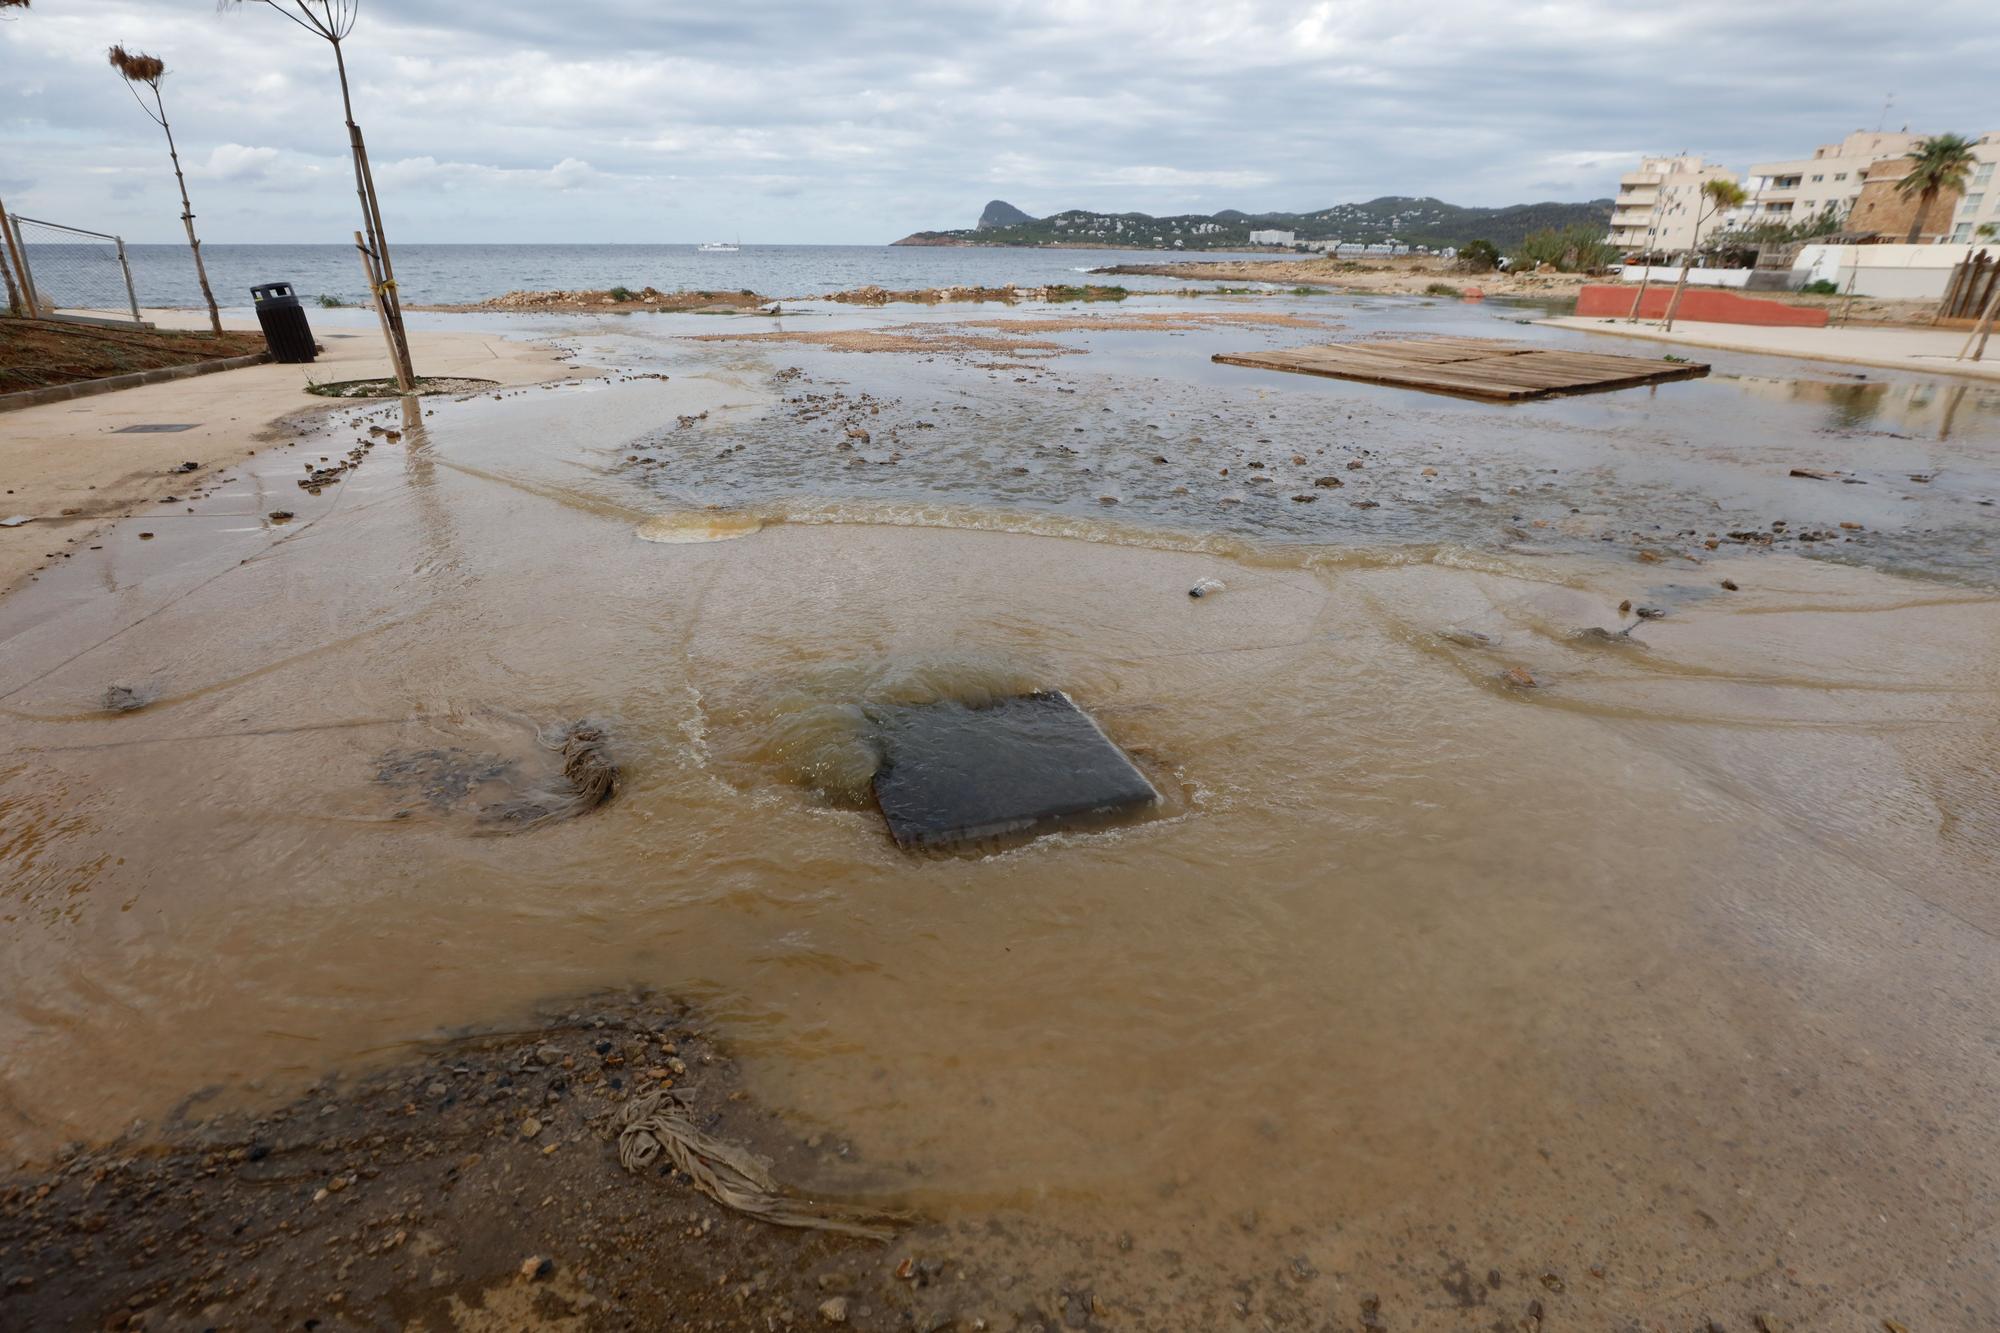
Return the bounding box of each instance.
[1938,254,1999,323]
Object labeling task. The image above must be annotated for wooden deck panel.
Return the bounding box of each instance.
[1212,337,1710,402]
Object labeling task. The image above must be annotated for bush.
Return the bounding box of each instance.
[1511,225,1617,274]
[1800,279,1839,295]
[315,294,346,308]
[1423,282,1462,298]
[1456,239,1500,273]
[606,285,637,303]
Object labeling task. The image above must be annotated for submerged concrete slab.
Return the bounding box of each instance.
[871,691,1159,850]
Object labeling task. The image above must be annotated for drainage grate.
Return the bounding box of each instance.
[870,691,1160,851]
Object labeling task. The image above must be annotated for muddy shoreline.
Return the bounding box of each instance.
[0,993,922,1332]
[3,299,1997,1331]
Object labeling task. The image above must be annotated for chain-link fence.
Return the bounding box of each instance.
[4,214,143,324]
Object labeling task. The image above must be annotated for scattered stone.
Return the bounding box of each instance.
[1634,606,1666,620]
[1504,666,1539,689]
[1720,579,1738,591]
[267,510,295,523]
[520,1117,542,1139]
[819,1294,851,1323]
[1313,475,1344,488]
[519,1255,555,1282]
[1188,578,1226,599]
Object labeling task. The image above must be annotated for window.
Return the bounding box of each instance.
[1964,194,1986,214]
[1810,174,1824,183]
[1952,223,1973,243]
[1834,172,1847,181]
[1975,163,1995,186]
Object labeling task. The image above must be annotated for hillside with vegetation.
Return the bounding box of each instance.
[897,196,1613,251]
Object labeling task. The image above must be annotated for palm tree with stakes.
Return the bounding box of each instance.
[1895,135,1976,244]
[222,1,416,391]
[1662,179,1747,332]
[108,46,223,334]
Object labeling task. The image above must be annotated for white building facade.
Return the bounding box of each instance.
[1607,155,1739,256]
[1739,130,1922,231]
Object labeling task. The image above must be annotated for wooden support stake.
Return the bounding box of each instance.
[355,230,411,391]
[0,201,39,319]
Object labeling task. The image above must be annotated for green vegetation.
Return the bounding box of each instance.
[1044,285,1129,302]
[1895,134,1977,244]
[898,196,1614,252]
[1800,279,1840,296]
[316,294,346,308]
[1717,204,1842,249]
[1455,239,1501,272]
[1511,224,1617,273]
[1290,286,1326,295]
[1423,282,1462,297]
[606,285,637,303]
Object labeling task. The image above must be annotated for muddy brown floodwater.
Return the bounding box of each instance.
[3,293,1999,1331]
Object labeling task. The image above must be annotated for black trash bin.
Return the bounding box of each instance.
[251,282,317,363]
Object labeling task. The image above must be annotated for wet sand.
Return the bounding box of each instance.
[3,295,1999,1329]
[0,308,589,597]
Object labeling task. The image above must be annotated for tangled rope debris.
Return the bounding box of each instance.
[614,1090,903,1240]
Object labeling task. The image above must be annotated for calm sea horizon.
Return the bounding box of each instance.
[69,243,1276,311]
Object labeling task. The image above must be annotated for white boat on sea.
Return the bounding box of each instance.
[697,239,740,253]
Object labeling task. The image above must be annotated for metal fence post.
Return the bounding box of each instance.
[115,236,142,324]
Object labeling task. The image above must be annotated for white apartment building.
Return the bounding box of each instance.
[1739,130,1922,230]
[1247,229,1296,246]
[1607,155,1739,255]
[1945,133,2000,243]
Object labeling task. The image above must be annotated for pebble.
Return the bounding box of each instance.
[520,1117,542,1139]
[519,1255,555,1282]
[819,1294,851,1323]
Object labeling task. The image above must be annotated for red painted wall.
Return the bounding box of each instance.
[1576,284,1828,327]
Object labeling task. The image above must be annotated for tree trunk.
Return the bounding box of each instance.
[1904,187,1933,245]
[0,233,20,317]
[0,196,37,318]
[156,91,222,335]
[1961,273,2000,362]
[333,38,415,391]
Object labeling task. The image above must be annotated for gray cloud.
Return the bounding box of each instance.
[2,0,1994,244]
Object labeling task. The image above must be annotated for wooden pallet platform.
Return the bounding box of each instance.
[1212,336,1709,401]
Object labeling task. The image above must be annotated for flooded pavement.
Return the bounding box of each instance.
[3,293,1999,1330]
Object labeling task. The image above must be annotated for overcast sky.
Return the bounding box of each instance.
[3,0,1995,245]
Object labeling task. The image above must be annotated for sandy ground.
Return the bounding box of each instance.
[3,303,1998,1330]
[1544,314,2000,382]
[0,309,586,596]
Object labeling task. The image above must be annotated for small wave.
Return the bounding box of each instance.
[635,513,765,543]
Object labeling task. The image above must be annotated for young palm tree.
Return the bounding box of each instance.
[1895,135,1976,244]
[222,1,415,389]
[108,46,223,334]
[1662,179,1747,332]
